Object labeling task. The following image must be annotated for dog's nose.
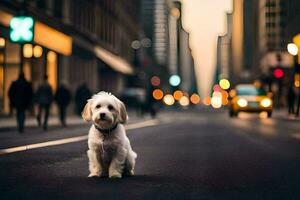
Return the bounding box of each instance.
[100,113,106,119]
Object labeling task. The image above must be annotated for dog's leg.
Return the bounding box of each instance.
[109,147,127,178]
[87,150,102,177]
[124,151,137,176]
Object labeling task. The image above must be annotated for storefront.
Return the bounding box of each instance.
[0,10,72,114]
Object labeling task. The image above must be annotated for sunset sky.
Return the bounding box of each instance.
[181,0,232,97]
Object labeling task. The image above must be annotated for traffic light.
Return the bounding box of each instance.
[273,68,284,79]
[9,16,34,43]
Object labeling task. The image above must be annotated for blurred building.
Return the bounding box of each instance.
[226,0,293,86]
[168,0,196,94]
[0,0,141,114]
[139,0,196,94]
[216,13,232,81]
[139,0,169,85]
[257,0,293,73]
[231,0,244,85]
[179,29,196,93]
[285,0,300,61]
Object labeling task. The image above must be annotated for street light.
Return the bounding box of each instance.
[287,43,298,56]
[287,42,300,116]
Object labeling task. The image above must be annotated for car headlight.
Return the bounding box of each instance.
[237,99,248,107]
[261,98,272,107]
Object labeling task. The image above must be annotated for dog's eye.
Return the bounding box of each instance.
[108,105,114,110]
[95,104,101,109]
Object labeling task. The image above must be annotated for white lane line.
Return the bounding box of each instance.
[0,119,159,155]
[126,119,159,130]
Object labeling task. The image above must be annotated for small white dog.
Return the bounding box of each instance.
[82,91,137,178]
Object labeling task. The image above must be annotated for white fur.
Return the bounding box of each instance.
[82,92,137,178]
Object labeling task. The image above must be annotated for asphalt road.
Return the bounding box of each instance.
[1,109,300,200]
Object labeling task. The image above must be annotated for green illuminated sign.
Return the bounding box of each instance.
[9,16,34,43]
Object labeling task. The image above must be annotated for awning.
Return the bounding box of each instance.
[34,22,72,56]
[94,46,134,75]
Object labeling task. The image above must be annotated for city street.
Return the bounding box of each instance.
[1,109,300,199]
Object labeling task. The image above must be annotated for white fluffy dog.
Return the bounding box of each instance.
[82,91,137,178]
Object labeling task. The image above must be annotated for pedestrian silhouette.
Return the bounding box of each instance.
[145,84,157,118]
[35,75,53,130]
[8,72,33,133]
[75,83,92,116]
[287,83,296,115]
[55,83,71,127]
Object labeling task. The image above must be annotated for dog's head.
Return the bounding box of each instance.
[82,91,128,129]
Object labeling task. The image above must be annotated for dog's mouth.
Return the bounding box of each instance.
[96,117,113,124]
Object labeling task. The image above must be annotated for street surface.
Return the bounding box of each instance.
[1,109,300,199]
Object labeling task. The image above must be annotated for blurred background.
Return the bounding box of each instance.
[0,0,299,117]
[2,1,300,198]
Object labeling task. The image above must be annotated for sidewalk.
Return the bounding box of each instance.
[272,109,300,121]
[0,110,151,132]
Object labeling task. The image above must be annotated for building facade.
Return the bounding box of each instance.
[216,13,232,82]
[0,0,141,114]
[168,0,196,94]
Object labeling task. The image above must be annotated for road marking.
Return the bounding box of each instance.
[0,119,159,155]
[126,119,159,130]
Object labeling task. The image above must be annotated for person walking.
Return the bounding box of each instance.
[287,83,296,115]
[54,83,71,127]
[35,75,53,130]
[8,72,33,133]
[75,83,92,116]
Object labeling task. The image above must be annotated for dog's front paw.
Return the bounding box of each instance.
[109,172,122,179]
[128,170,134,176]
[88,172,101,178]
[123,170,134,177]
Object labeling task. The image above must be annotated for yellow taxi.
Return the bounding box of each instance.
[229,84,273,117]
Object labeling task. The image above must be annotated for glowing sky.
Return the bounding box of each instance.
[181,0,232,97]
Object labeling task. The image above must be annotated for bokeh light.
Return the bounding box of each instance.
[273,68,284,79]
[212,91,222,98]
[287,43,298,56]
[173,90,184,100]
[295,74,300,88]
[23,44,33,58]
[152,89,164,100]
[219,79,230,90]
[203,96,211,106]
[179,96,190,106]
[229,89,236,98]
[222,98,229,105]
[254,80,262,88]
[163,94,175,106]
[33,45,43,58]
[211,96,222,108]
[221,90,229,98]
[151,76,161,86]
[213,84,222,92]
[0,38,5,47]
[190,93,200,104]
[169,75,181,86]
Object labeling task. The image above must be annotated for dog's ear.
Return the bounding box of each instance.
[116,98,128,124]
[82,99,92,122]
